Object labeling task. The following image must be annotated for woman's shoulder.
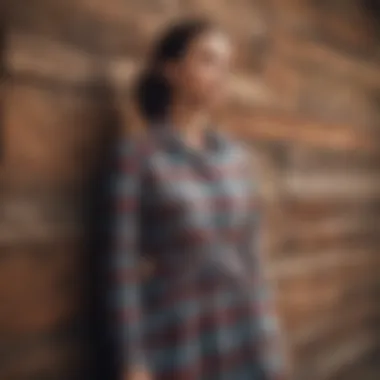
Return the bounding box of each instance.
[219,129,252,161]
[220,129,260,175]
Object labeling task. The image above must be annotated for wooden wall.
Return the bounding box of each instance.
[1,0,379,379]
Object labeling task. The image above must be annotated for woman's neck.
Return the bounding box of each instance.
[168,101,209,149]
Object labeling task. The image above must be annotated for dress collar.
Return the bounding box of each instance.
[151,121,228,156]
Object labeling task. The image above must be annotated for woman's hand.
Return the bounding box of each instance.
[124,369,153,380]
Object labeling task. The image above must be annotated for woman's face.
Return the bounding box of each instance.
[167,30,233,110]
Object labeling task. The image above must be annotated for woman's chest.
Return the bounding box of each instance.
[143,152,252,230]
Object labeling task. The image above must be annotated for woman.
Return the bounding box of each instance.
[110,19,286,380]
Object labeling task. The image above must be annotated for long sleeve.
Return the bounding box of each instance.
[249,201,287,380]
[243,155,288,380]
[110,139,147,371]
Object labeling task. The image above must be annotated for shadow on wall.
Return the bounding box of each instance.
[0,12,6,162]
[81,78,123,380]
[363,0,380,30]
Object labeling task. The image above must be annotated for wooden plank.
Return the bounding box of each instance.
[281,216,379,252]
[283,198,379,222]
[280,288,379,333]
[0,240,81,335]
[277,35,380,89]
[0,331,83,380]
[226,112,377,152]
[0,191,82,244]
[6,33,103,85]
[8,0,148,57]
[290,300,375,347]
[283,170,380,199]
[271,248,376,278]
[286,146,380,172]
[314,332,377,380]
[2,81,115,187]
[292,331,377,380]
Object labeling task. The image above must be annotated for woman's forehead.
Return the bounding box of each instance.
[187,30,232,57]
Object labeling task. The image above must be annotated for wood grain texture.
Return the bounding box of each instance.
[1,0,380,379]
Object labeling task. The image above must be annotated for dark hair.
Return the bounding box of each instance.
[134,19,217,124]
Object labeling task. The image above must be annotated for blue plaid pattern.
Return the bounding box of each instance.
[109,125,286,379]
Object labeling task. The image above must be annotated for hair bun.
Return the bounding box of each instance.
[134,70,171,123]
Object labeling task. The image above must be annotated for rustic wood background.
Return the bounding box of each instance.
[1,1,380,379]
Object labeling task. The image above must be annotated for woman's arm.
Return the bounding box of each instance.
[243,151,290,380]
[110,139,150,378]
[248,204,288,380]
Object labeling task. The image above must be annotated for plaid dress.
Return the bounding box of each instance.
[109,125,285,380]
